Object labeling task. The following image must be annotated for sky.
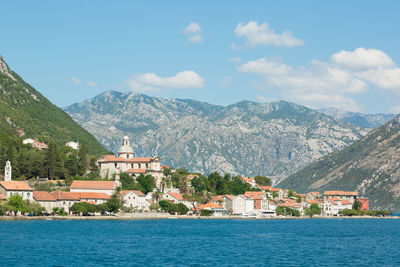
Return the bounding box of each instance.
[2,1,400,114]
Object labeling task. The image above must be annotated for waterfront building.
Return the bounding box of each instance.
[33,191,57,213]
[324,191,358,204]
[323,197,352,216]
[122,190,150,210]
[70,180,117,196]
[197,202,225,216]
[49,190,80,213]
[98,136,163,185]
[231,195,254,215]
[0,181,33,201]
[68,192,111,205]
[358,197,369,211]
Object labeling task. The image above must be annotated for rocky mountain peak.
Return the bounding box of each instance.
[0,56,16,81]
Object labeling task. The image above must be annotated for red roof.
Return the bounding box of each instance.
[270,188,281,192]
[224,195,235,200]
[133,190,146,196]
[81,201,97,205]
[33,191,57,201]
[198,202,223,210]
[161,165,170,169]
[70,180,115,190]
[127,157,152,163]
[244,191,264,200]
[259,185,272,191]
[68,192,111,200]
[50,190,79,201]
[169,192,184,201]
[126,169,147,174]
[101,155,153,163]
[0,181,33,191]
[211,195,224,202]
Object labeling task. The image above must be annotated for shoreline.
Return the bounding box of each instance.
[0,214,399,221]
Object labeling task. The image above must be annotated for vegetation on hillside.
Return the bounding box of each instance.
[0,58,107,155]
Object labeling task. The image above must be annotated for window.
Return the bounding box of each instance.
[27,193,30,197]
[146,163,149,168]
[115,163,117,168]
[139,163,141,168]
[127,154,130,159]
[131,164,133,168]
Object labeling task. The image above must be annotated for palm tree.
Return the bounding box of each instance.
[152,190,162,204]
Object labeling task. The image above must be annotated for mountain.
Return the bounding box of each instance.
[278,115,400,210]
[0,56,107,155]
[320,108,395,129]
[65,90,367,183]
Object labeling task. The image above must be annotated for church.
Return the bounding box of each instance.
[98,136,164,183]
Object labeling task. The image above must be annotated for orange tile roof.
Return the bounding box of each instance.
[198,202,223,210]
[121,190,131,196]
[296,193,307,198]
[81,201,97,205]
[169,192,184,201]
[127,157,153,163]
[0,194,7,200]
[126,169,147,174]
[224,195,235,200]
[270,188,281,192]
[211,195,223,202]
[161,165,170,169]
[33,191,57,201]
[244,191,264,200]
[68,192,111,200]
[133,190,145,196]
[341,200,352,205]
[259,186,272,191]
[324,191,358,196]
[186,174,198,179]
[70,180,115,190]
[0,181,33,191]
[306,199,320,204]
[50,190,79,201]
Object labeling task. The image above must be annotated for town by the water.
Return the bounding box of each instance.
[0,135,393,220]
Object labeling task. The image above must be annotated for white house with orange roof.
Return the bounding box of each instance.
[232,195,255,215]
[70,180,117,196]
[324,191,358,204]
[323,198,353,216]
[197,202,225,216]
[49,190,80,213]
[122,190,150,210]
[241,177,256,187]
[68,192,111,205]
[98,136,163,185]
[33,191,58,213]
[0,181,33,201]
[163,192,193,209]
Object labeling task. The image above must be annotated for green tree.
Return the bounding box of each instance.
[352,200,362,211]
[275,206,300,217]
[78,142,87,176]
[305,203,321,218]
[136,174,155,194]
[200,209,213,216]
[106,192,124,213]
[7,194,26,215]
[254,176,271,186]
[176,203,189,215]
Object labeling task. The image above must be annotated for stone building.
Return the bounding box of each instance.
[98,136,163,184]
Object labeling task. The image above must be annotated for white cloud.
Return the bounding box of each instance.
[71,77,80,84]
[255,95,279,103]
[234,21,303,47]
[183,22,203,44]
[128,70,204,93]
[87,81,97,87]
[238,58,292,75]
[356,67,400,93]
[184,22,202,34]
[331,48,395,70]
[188,35,203,43]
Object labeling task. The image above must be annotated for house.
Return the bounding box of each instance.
[301,199,324,215]
[70,180,117,196]
[98,137,163,185]
[223,195,235,211]
[262,199,278,213]
[68,192,111,205]
[16,129,25,137]
[232,195,254,215]
[163,192,193,209]
[24,138,48,150]
[49,190,80,213]
[66,141,79,150]
[33,191,57,213]
[306,192,322,200]
[324,191,358,204]
[259,185,272,191]
[358,197,369,211]
[0,181,33,201]
[122,190,150,210]
[197,202,225,216]
[270,188,284,199]
[324,197,352,216]
[244,191,264,210]
[241,177,256,187]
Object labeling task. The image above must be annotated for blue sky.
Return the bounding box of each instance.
[2,1,400,113]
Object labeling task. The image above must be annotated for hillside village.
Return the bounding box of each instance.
[1,135,387,218]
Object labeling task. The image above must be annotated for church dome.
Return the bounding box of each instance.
[118,136,134,154]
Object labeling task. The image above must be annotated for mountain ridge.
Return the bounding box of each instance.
[65,90,367,183]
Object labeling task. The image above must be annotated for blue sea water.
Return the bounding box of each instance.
[0,219,399,266]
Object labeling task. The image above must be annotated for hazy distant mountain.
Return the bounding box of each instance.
[0,56,107,155]
[278,115,400,210]
[65,90,367,183]
[320,107,395,129]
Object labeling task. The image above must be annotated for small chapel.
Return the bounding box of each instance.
[98,136,163,182]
